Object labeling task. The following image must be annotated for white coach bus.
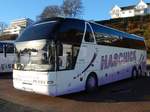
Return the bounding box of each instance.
[13,18,146,96]
[0,41,15,73]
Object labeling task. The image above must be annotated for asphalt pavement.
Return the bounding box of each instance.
[0,67,150,112]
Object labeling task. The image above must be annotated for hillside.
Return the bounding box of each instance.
[0,34,17,41]
[97,15,150,52]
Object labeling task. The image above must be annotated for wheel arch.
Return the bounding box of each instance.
[85,72,98,89]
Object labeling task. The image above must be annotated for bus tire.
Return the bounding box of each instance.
[85,73,98,93]
[132,67,138,79]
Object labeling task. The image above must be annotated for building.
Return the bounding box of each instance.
[110,0,150,19]
[3,18,34,35]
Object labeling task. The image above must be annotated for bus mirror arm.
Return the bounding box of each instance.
[4,51,6,57]
[4,46,7,58]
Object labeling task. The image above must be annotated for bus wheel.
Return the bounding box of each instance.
[132,67,138,79]
[85,73,98,92]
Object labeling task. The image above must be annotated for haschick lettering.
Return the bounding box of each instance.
[101,51,136,70]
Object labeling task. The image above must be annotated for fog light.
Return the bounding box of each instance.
[47,81,54,84]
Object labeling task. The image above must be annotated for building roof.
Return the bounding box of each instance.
[120,2,150,10]
[121,5,135,10]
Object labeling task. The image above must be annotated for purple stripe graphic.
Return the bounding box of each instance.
[81,53,97,74]
[74,53,97,79]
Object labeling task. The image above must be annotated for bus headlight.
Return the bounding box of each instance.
[47,81,54,85]
[14,64,25,70]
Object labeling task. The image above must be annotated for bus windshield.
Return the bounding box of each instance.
[16,21,58,42]
[14,39,56,71]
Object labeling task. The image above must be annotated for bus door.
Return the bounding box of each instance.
[56,43,82,95]
[55,20,85,95]
[80,22,97,77]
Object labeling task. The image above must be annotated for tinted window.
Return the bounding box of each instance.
[94,32,120,46]
[122,38,146,50]
[57,20,84,70]
[6,43,14,53]
[16,21,58,42]
[84,24,94,42]
[57,43,80,71]
[57,20,84,45]
[91,23,146,50]
[0,44,3,53]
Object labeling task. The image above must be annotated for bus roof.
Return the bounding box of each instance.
[35,17,144,41]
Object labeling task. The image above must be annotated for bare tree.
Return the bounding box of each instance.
[0,22,7,34]
[39,0,83,20]
[40,5,62,20]
[62,0,83,17]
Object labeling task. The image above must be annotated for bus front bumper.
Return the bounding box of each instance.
[13,70,57,96]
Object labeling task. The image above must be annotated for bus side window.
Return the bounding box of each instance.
[57,43,73,70]
[0,44,3,53]
[57,20,85,70]
[3,43,15,58]
[57,42,63,68]
[6,44,14,53]
[84,24,94,42]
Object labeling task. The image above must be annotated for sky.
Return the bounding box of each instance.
[0,0,150,24]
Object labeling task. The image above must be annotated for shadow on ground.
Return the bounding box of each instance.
[0,98,41,112]
[61,77,150,103]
